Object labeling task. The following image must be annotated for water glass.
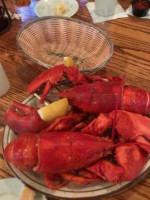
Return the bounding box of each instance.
[95,0,117,16]
[0,63,10,97]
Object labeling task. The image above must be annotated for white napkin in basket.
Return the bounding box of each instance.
[126,5,150,19]
[86,2,128,23]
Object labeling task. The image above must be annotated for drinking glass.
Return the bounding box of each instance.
[95,0,117,16]
[0,63,10,97]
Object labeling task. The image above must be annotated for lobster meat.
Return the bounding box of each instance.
[27,64,150,115]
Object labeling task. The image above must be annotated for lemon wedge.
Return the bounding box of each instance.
[64,56,74,67]
[38,98,69,122]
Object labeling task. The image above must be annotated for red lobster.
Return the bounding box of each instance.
[4,110,150,189]
[4,131,114,189]
[4,64,86,134]
[27,64,150,115]
[4,131,148,189]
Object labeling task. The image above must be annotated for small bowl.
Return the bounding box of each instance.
[132,0,150,17]
[16,16,114,74]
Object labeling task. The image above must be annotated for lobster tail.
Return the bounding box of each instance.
[123,86,150,115]
[4,133,38,171]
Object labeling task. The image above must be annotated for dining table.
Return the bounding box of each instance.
[0,0,150,199]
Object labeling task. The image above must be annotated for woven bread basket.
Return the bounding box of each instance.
[17,16,113,74]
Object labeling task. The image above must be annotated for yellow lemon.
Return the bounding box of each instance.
[64,56,74,67]
[38,98,69,122]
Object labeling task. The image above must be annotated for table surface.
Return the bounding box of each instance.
[0,0,150,199]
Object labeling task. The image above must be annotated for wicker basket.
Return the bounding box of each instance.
[17,16,113,74]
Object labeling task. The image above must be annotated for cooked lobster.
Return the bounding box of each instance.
[5,64,150,134]
[4,131,114,189]
[27,64,150,115]
[4,64,150,190]
[4,110,150,189]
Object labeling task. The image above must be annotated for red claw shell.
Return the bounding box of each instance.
[5,101,49,134]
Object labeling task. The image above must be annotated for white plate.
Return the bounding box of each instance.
[34,0,79,17]
[3,90,150,199]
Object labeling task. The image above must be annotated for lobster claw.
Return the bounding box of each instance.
[5,102,49,134]
[109,110,150,153]
[88,143,148,184]
[27,65,86,103]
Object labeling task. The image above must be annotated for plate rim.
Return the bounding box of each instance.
[34,0,79,18]
[2,95,150,199]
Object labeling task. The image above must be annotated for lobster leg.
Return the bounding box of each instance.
[27,65,64,103]
[61,173,102,185]
[86,74,124,83]
[44,111,87,132]
[44,173,69,190]
[40,81,51,104]
[82,113,112,136]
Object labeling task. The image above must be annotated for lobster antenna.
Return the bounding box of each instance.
[34,93,49,106]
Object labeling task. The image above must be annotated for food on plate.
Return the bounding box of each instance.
[55,2,68,16]
[132,0,149,17]
[38,98,69,122]
[4,63,150,190]
[27,64,150,115]
[4,110,150,189]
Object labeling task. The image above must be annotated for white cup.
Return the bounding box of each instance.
[0,63,10,97]
[95,0,117,17]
